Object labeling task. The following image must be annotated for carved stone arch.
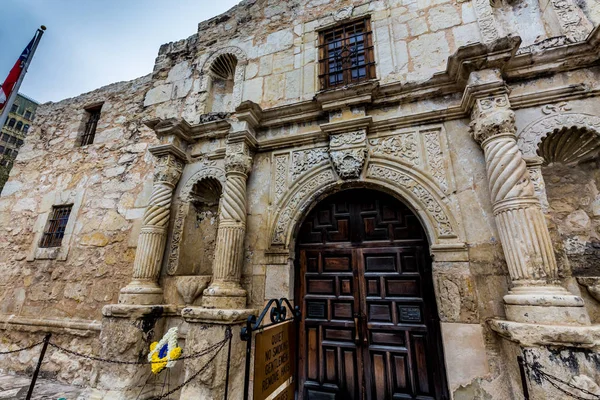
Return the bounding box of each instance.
[200,46,248,112]
[178,166,226,201]
[269,160,462,250]
[517,112,600,158]
[168,166,226,275]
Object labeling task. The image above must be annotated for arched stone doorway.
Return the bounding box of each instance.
[295,188,449,400]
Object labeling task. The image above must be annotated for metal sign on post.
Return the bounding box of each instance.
[253,320,296,400]
[240,298,301,400]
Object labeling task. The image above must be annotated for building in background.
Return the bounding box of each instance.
[0,92,38,190]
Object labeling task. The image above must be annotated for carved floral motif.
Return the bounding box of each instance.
[470,95,516,144]
[154,155,184,186]
[274,154,289,203]
[291,147,329,182]
[369,133,419,165]
[473,0,500,44]
[168,202,189,274]
[367,164,455,237]
[423,131,448,192]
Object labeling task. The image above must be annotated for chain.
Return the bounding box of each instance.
[0,340,45,355]
[148,331,231,400]
[523,359,600,400]
[46,332,230,365]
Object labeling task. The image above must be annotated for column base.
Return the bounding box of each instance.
[202,281,247,309]
[504,285,590,325]
[118,280,163,305]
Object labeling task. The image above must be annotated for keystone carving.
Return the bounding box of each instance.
[329,130,367,179]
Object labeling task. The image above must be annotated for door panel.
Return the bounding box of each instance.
[297,190,448,400]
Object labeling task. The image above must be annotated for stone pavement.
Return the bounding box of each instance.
[0,374,83,400]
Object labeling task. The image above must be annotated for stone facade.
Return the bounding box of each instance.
[1,0,600,399]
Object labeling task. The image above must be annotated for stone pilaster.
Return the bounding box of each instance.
[119,151,184,305]
[203,141,254,309]
[470,92,590,325]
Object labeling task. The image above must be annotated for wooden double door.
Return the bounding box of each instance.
[296,190,448,400]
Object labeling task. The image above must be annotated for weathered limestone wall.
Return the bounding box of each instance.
[145,0,484,118]
[0,76,155,320]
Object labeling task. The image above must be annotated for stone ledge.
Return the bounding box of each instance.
[102,304,179,319]
[488,318,600,348]
[181,306,257,325]
[0,314,101,337]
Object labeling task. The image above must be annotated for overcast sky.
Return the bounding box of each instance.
[0,0,241,103]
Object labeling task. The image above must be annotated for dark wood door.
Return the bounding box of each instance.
[296,190,448,400]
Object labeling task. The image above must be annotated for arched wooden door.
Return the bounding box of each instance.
[295,189,448,400]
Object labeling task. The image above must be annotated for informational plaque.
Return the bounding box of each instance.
[253,320,296,400]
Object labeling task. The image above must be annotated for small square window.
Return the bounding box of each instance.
[79,105,102,146]
[318,18,375,89]
[40,205,73,248]
[10,104,18,113]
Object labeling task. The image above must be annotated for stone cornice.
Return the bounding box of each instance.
[149,143,188,162]
[320,115,372,135]
[315,80,378,111]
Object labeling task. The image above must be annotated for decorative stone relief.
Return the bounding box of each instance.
[367,164,455,237]
[291,147,329,182]
[168,201,190,274]
[527,166,550,211]
[272,169,336,244]
[369,133,420,166]
[200,46,248,110]
[423,130,448,192]
[176,276,212,304]
[548,0,594,42]
[333,6,353,21]
[518,111,600,158]
[179,163,225,202]
[273,154,289,204]
[473,0,500,44]
[329,130,367,179]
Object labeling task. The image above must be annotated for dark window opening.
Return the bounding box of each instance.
[10,104,18,113]
[1,133,8,142]
[7,118,16,128]
[318,18,375,89]
[17,139,24,146]
[23,124,29,134]
[79,105,102,146]
[8,136,16,144]
[4,148,12,156]
[15,121,23,131]
[40,205,73,248]
[24,110,32,120]
[0,146,4,153]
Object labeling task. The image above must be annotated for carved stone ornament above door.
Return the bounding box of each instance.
[328,129,367,179]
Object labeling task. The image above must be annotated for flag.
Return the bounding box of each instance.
[0,37,35,108]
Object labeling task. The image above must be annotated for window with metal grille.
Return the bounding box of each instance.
[318,18,375,89]
[79,106,102,146]
[40,205,72,248]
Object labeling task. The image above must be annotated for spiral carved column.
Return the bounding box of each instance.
[471,95,589,325]
[203,148,253,309]
[119,153,184,305]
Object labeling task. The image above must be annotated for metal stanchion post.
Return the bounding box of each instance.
[26,333,51,400]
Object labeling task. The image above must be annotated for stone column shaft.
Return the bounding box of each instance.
[119,153,183,305]
[471,94,589,325]
[203,148,253,309]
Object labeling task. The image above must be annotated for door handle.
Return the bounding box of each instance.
[354,314,361,345]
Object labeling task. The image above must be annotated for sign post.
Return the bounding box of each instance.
[240,298,301,400]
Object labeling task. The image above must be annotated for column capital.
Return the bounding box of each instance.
[469,94,516,144]
[151,152,184,186]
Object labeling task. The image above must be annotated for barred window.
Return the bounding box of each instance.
[79,105,102,146]
[318,18,375,89]
[40,205,73,248]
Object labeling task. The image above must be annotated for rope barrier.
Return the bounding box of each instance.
[523,358,600,400]
[0,340,45,355]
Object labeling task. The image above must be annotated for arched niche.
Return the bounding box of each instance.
[200,46,247,113]
[167,167,225,276]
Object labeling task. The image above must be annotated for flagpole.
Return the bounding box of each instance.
[0,25,46,130]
